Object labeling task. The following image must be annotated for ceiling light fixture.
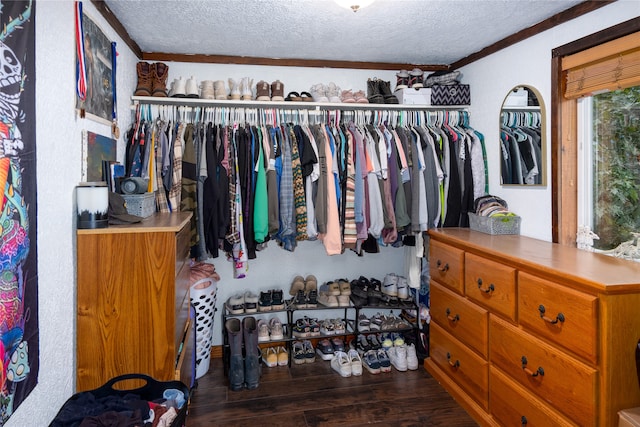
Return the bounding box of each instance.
[334,0,375,12]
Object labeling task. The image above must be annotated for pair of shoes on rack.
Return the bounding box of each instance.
[331,349,362,377]
[228,77,253,100]
[340,90,369,103]
[225,317,261,390]
[200,80,228,100]
[257,317,285,342]
[225,291,259,314]
[261,345,288,367]
[256,80,285,101]
[169,76,200,98]
[395,68,424,91]
[134,62,169,97]
[290,275,318,308]
[292,340,316,364]
[318,279,351,307]
[367,78,399,104]
[292,317,320,338]
[258,289,285,311]
[309,82,342,103]
[285,91,314,102]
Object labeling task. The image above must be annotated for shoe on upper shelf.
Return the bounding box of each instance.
[395,69,410,91]
[271,80,285,102]
[243,291,259,313]
[225,293,244,314]
[258,290,272,312]
[256,80,271,101]
[318,284,339,307]
[309,83,329,102]
[271,289,285,310]
[326,82,342,103]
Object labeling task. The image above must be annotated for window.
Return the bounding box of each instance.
[577,86,640,251]
[552,23,640,247]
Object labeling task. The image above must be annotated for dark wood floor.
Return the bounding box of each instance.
[187,357,478,426]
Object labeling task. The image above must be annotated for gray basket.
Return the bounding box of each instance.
[468,213,520,235]
[122,192,155,218]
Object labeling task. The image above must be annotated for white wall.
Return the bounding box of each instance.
[460,0,639,242]
[20,1,138,425]
[24,0,637,425]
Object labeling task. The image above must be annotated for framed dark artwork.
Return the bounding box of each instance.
[0,0,39,423]
[76,9,113,125]
[82,131,116,182]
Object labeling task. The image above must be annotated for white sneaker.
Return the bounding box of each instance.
[185,76,199,98]
[318,284,339,307]
[388,345,408,372]
[228,78,241,100]
[331,351,352,377]
[347,349,363,376]
[406,343,419,370]
[243,291,259,313]
[240,77,253,100]
[397,276,410,300]
[171,77,186,97]
[309,83,329,102]
[200,80,215,99]
[257,319,270,342]
[326,82,342,103]
[225,293,244,314]
[269,317,284,340]
[382,273,398,297]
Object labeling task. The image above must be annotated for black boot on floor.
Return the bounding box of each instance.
[226,317,245,391]
[243,316,261,390]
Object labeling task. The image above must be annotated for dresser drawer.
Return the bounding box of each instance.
[430,240,464,294]
[430,282,488,358]
[430,322,489,409]
[465,253,516,322]
[518,272,598,365]
[490,316,597,426]
[490,366,578,427]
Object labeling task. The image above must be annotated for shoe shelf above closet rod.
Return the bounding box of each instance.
[131,96,469,111]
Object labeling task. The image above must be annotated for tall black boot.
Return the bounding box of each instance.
[367,78,385,104]
[225,318,244,391]
[243,316,261,390]
[378,80,399,104]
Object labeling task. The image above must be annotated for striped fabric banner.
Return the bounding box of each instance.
[75,1,87,101]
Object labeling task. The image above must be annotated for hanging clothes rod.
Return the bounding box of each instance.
[130,95,469,111]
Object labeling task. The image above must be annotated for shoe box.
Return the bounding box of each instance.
[394,84,471,106]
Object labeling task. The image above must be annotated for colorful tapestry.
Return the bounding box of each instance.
[0,0,38,423]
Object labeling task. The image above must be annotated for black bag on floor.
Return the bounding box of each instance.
[50,374,189,427]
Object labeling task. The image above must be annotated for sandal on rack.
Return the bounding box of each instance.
[285,91,302,101]
[300,91,314,102]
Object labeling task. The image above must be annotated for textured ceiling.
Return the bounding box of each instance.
[103,0,585,66]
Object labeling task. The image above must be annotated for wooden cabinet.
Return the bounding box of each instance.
[425,228,640,427]
[76,212,193,392]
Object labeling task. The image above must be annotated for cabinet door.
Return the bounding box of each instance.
[430,240,464,294]
[430,282,488,358]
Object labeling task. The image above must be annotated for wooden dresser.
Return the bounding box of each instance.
[426,228,640,427]
[76,212,193,392]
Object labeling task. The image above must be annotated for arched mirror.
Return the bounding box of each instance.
[500,85,546,186]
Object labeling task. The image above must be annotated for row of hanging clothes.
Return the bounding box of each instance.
[500,109,542,185]
[125,104,487,278]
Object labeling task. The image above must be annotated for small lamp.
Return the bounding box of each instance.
[76,181,109,229]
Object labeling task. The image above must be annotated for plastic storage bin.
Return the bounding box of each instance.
[468,212,521,235]
[122,192,155,218]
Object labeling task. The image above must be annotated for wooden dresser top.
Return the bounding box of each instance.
[77,212,192,235]
[429,228,640,293]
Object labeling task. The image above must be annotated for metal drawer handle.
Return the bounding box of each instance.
[446,352,460,368]
[521,356,544,377]
[436,260,449,272]
[538,304,565,324]
[446,308,460,323]
[477,278,495,293]
[521,415,528,426]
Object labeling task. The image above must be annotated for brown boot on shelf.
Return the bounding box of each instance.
[151,62,169,97]
[256,80,270,101]
[271,80,285,102]
[134,62,152,96]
